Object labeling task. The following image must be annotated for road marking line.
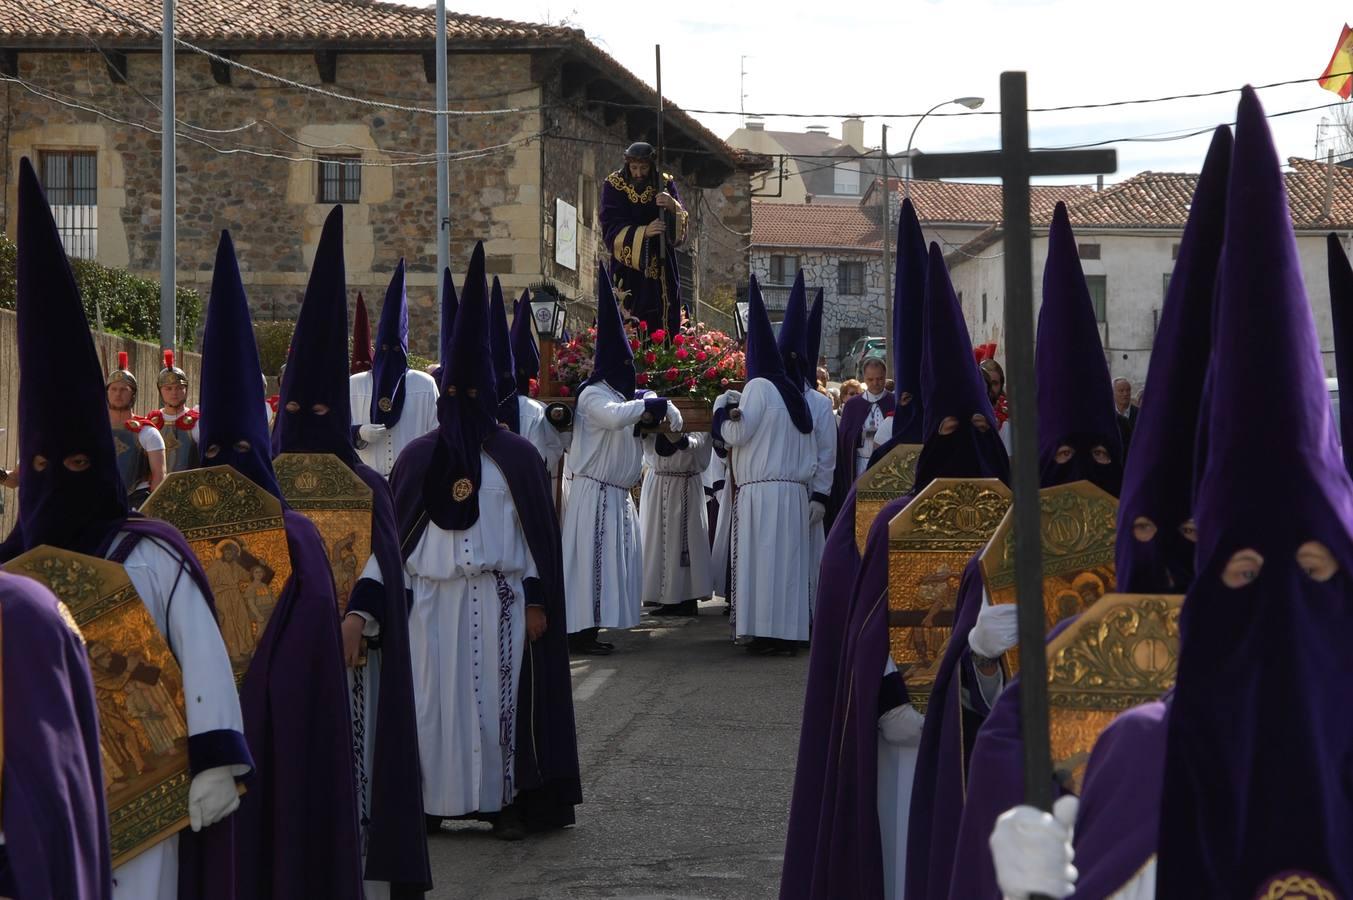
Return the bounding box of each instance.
[572,668,615,702]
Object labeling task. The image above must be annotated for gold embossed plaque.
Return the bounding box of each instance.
[886,478,1012,712]
[856,443,922,552]
[143,466,291,681]
[5,546,192,867]
[273,453,373,614]
[1045,593,1181,793]
[980,481,1118,675]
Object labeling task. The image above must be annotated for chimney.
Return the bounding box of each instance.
[746,117,765,131]
[842,117,865,151]
[1096,175,1104,192]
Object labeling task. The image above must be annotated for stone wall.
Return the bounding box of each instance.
[750,248,886,373]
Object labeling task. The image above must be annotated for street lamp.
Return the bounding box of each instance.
[733,300,750,343]
[529,291,568,397]
[904,95,985,199]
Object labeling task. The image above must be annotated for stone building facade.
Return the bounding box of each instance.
[0,0,765,358]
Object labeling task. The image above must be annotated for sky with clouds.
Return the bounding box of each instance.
[420,0,1353,184]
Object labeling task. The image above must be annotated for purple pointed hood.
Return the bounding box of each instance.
[913,242,1010,488]
[807,287,824,379]
[891,197,928,442]
[1328,233,1353,474]
[424,242,499,532]
[776,270,813,390]
[437,266,459,375]
[1116,127,1231,594]
[9,157,128,555]
[351,293,373,374]
[369,259,409,427]
[585,262,637,397]
[1157,86,1353,896]
[275,205,356,466]
[746,275,812,434]
[198,231,283,500]
[510,288,539,394]
[489,276,520,433]
[1036,202,1123,495]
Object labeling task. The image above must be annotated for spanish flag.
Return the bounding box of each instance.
[1320,24,1353,99]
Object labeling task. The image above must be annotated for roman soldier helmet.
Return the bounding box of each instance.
[106,351,137,396]
[157,349,188,389]
[624,141,655,162]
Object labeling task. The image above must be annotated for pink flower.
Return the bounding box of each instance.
[558,384,571,397]
[720,378,730,387]
[637,372,650,386]
[651,329,668,344]
[665,367,679,382]
[704,367,718,380]
[685,377,697,389]
[528,378,539,398]
[675,348,690,361]
[695,350,708,362]
[644,350,657,365]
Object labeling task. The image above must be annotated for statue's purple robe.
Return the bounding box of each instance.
[827,392,896,528]
[0,572,112,900]
[390,428,582,831]
[599,169,685,335]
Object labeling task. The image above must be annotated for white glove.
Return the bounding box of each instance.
[809,500,826,525]
[723,389,743,406]
[990,796,1079,900]
[969,602,1020,659]
[665,402,685,433]
[878,703,925,745]
[187,766,240,832]
[358,423,386,444]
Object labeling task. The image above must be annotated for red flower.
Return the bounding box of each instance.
[638,320,649,332]
[665,366,679,381]
[674,333,686,347]
[630,339,641,352]
[558,385,571,397]
[528,377,539,398]
[675,348,690,361]
[685,377,697,389]
[549,365,559,378]
[651,329,668,343]
[644,350,657,365]
[637,372,650,386]
[704,367,718,380]
[695,350,708,362]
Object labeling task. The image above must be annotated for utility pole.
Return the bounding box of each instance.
[435,0,450,332]
[881,124,892,361]
[159,0,175,351]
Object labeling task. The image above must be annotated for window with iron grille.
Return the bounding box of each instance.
[1086,274,1107,323]
[39,150,97,259]
[769,254,799,285]
[318,155,361,204]
[838,260,865,295]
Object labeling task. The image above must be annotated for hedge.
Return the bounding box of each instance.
[253,318,434,377]
[0,232,204,348]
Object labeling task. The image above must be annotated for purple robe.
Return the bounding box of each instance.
[828,394,896,528]
[233,510,363,900]
[0,572,112,900]
[599,169,684,335]
[781,489,913,899]
[390,429,581,830]
[344,463,432,896]
[904,557,989,900]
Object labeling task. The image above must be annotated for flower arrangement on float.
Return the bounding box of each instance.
[547,320,745,404]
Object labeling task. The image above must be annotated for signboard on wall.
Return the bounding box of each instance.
[555,198,578,271]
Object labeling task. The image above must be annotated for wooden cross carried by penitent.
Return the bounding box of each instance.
[911,72,1116,818]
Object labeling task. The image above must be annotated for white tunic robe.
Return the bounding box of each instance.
[806,389,837,612]
[517,395,565,474]
[639,432,713,605]
[709,395,733,598]
[719,380,816,641]
[349,369,440,477]
[108,531,248,900]
[561,383,649,633]
[877,657,919,900]
[361,456,536,818]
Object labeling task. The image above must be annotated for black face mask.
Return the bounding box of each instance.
[913,421,1011,490]
[1040,431,1123,497]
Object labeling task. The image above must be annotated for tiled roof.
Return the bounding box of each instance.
[4,0,575,45]
[751,202,884,251]
[945,158,1353,264]
[870,177,1094,226]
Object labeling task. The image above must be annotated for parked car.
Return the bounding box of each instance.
[844,337,886,379]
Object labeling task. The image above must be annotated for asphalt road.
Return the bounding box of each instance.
[426,601,809,899]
